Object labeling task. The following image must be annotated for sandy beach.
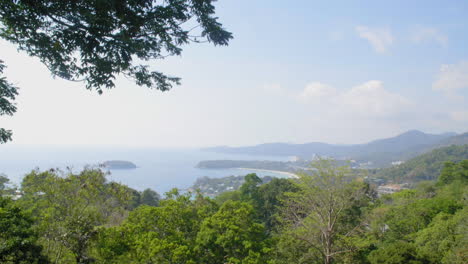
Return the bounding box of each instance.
[237,168,298,178]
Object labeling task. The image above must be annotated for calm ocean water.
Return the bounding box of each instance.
[0,145,290,194]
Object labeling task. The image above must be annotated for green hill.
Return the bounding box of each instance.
[203,130,462,167]
[371,145,468,183]
[426,132,468,150]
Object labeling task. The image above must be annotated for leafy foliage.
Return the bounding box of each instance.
[139,188,160,207]
[257,178,298,232]
[0,0,231,92]
[0,60,18,143]
[196,200,269,264]
[95,189,217,263]
[372,145,468,183]
[278,159,372,264]
[19,168,134,263]
[0,173,11,194]
[363,159,468,264]
[0,0,232,142]
[2,158,467,264]
[367,241,424,264]
[0,197,49,264]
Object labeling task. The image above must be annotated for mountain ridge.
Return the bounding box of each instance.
[203,130,466,167]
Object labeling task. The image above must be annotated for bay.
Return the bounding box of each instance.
[0,145,290,194]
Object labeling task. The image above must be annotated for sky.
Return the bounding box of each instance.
[1,0,468,148]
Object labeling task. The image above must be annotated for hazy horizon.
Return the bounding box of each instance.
[1,129,462,149]
[1,0,467,148]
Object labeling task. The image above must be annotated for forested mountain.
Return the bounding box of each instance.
[426,132,468,150]
[371,145,468,183]
[204,130,463,167]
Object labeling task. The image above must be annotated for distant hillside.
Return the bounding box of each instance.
[371,145,468,183]
[203,130,461,167]
[426,132,468,150]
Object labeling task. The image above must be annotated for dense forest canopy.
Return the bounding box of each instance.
[1,157,467,264]
[372,145,468,183]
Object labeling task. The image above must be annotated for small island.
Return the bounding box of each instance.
[102,160,137,170]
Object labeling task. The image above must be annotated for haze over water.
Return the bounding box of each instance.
[0,146,290,193]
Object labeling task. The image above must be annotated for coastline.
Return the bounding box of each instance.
[236,168,298,178]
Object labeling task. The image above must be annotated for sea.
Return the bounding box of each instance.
[0,145,291,195]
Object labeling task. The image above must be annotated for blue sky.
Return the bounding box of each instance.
[1,0,467,147]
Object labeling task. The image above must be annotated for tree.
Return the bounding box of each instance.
[413,212,465,263]
[367,241,424,264]
[19,168,133,264]
[362,160,468,263]
[95,189,217,263]
[0,173,10,193]
[238,173,263,214]
[196,200,269,264]
[214,189,241,205]
[0,0,232,142]
[257,178,298,233]
[279,159,371,264]
[438,160,468,186]
[0,61,17,143]
[0,197,49,264]
[240,173,262,202]
[140,188,160,207]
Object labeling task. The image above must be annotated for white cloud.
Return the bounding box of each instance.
[450,111,468,122]
[356,26,394,53]
[411,27,448,47]
[298,80,411,117]
[299,82,337,102]
[433,61,468,98]
[339,80,411,117]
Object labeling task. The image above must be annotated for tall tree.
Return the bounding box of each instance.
[0,173,10,193]
[196,200,269,264]
[279,159,371,264]
[19,168,133,264]
[139,188,160,207]
[0,61,17,143]
[95,189,217,263]
[0,197,49,264]
[0,0,232,142]
[239,173,262,207]
[257,178,298,233]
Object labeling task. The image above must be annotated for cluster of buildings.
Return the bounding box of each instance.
[376,184,408,195]
[364,176,409,196]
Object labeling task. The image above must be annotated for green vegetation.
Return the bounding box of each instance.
[1,156,467,263]
[189,175,274,197]
[0,0,232,143]
[0,173,11,195]
[276,159,373,264]
[0,197,48,263]
[371,145,468,183]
